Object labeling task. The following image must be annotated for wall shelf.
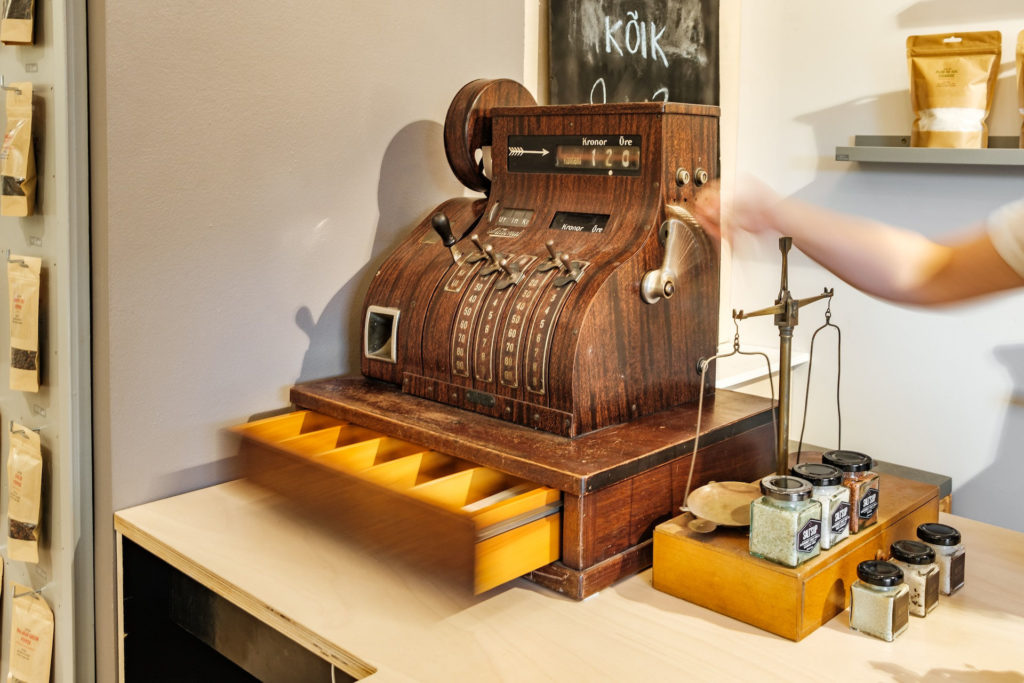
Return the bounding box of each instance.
[835,135,1024,166]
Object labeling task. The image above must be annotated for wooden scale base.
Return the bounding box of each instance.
[238,376,779,599]
[652,459,940,641]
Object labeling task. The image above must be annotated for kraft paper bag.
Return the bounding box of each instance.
[7,422,43,564]
[6,584,54,683]
[1018,30,1023,148]
[907,31,1001,148]
[8,254,41,392]
[1,81,35,216]
[0,0,35,45]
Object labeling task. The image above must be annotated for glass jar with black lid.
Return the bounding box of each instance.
[849,560,910,641]
[889,540,940,616]
[748,475,822,568]
[822,450,879,534]
[917,522,965,595]
[791,462,850,550]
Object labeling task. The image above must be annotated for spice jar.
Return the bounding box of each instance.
[889,540,939,617]
[821,450,879,534]
[916,523,965,595]
[791,462,850,550]
[849,560,910,641]
[749,475,822,568]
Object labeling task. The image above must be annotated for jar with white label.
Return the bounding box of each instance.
[889,540,939,617]
[822,450,879,534]
[791,462,850,550]
[916,523,965,595]
[749,475,822,568]
[850,560,910,641]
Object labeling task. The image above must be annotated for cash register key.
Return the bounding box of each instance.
[480,244,505,276]
[552,253,582,286]
[537,240,562,272]
[546,240,560,260]
[498,258,520,278]
[494,257,524,290]
[466,234,488,263]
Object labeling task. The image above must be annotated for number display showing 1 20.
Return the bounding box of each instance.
[555,145,640,170]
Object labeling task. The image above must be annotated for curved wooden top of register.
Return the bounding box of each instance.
[290,376,774,496]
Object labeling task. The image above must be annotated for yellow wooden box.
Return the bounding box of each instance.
[652,474,938,641]
[231,410,561,593]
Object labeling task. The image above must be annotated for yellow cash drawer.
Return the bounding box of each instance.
[231,410,561,593]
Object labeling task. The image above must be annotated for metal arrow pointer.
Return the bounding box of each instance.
[509,146,550,157]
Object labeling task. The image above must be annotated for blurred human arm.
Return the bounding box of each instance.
[693,180,1024,305]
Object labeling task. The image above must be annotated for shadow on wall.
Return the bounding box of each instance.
[897,0,1024,28]
[954,344,1024,533]
[795,89,915,158]
[294,120,464,383]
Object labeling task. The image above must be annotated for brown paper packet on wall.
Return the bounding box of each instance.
[8,254,41,392]
[6,584,54,683]
[7,422,42,564]
[1,81,35,216]
[907,31,1001,148]
[0,0,35,45]
[1018,30,1023,148]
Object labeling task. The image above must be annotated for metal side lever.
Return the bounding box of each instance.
[641,207,704,304]
[431,213,462,265]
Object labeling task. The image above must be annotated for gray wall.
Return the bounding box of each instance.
[88,2,526,679]
[730,2,1024,532]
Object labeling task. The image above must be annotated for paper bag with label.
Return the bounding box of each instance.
[8,422,43,563]
[6,585,54,683]
[907,31,1001,148]
[8,254,41,392]
[1018,31,1023,148]
[0,0,35,45]
[1,81,35,216]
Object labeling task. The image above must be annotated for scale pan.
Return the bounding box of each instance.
[685,481,759,528]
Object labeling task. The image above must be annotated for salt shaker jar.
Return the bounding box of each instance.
[916,523,965,595]
[749,475,822,568]
[849,560,910,641]
[821,450,879,534]
[888,540,940,617]
[791,462,850,550]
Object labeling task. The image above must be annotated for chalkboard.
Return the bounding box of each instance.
[549,0,719,106]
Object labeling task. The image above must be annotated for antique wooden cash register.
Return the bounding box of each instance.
[233,79,775,598]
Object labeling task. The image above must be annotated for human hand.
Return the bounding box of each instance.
[694,176,783,241]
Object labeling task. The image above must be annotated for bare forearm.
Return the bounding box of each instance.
[696,180,1024,304]
[764,199,953,304]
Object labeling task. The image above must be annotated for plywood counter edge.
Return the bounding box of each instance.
[113,513,376,679]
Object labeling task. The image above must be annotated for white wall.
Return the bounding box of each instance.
[89,2,526,679]
[730,1,1024,532]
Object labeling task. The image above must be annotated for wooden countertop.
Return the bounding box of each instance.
[114,479,1024,682]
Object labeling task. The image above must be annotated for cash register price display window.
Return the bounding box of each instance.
[507,135,642,177]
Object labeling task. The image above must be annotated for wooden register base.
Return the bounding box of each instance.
[652,472,940,641]
[290,376,776,599]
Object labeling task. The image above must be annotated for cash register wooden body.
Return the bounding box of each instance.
[238,80,775,599]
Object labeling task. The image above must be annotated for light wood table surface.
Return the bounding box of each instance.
[114,479,1024,682]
